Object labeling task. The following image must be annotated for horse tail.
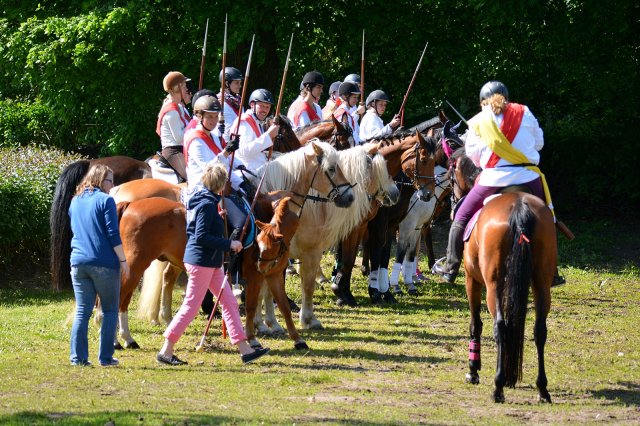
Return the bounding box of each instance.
[503,196,536,387]
[137,260,167,324]
[49,159,91,290]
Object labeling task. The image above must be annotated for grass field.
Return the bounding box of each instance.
[0,219,638,425]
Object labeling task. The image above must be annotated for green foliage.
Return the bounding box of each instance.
[0,146,83,270]
[0,99,68,148]
[0,0,638,213]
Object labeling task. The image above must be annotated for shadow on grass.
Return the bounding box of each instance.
[0,411,235,425]
[589,381,640,407]
[0,287,73,306]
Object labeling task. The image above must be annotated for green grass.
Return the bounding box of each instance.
[0,219,638,425]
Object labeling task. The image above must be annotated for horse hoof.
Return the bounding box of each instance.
[114,342,124,351]
[538,392,552,404]
[493,391,505,403]
[124,341,140,350]
[271,327,286,337]
[408,289,418,296]
[465,373,480,385]
[294,341,309,350]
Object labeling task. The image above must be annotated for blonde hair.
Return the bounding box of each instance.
[75,164,113,195]
[481,94,508,115]
[201,162,228,193]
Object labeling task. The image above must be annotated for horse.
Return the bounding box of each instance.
[122,140,356,349]
[330,124,443,306]
[463,192,556,403]
[389,165,450,295]
[242,194,309,349]
[295,116,354,150]
[259,142,399,329]
[145,114,302,183]
[50,156,151,290]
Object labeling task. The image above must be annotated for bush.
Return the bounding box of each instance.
[0,99,68,148]
[0,146,83,271]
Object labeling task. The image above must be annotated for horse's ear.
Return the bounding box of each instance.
[331,114,341,128]
[416,130,426,145]
[311,140,323,157]
[439,110,448,123]
[256,220,267,230]
[366,143,379,156]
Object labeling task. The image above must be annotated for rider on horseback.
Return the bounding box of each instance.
[322,80,342,120]
[359,89,401,141]
[217,66,244,140]
[433,81,550,284]
[287,71,324,130]
[333,81,365,146]
[156,71,193,183]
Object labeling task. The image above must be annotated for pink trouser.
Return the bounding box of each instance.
[164,263,247,345]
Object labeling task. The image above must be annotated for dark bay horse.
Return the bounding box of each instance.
[295,116,354,150]
[50,156,151,290]
[464,192,556,403]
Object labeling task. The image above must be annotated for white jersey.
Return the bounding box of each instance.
[230,112,273,180]
[466,104,544,187]
[159,103,190,148]
[287,96,323,129]
[359,110,394,141]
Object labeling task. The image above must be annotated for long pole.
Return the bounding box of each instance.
[445,99,469,127]
[360,29,365,106]
[198,19,209,91]
[398,41,428,126]
[274,33,294,120]
[219,15,228,130]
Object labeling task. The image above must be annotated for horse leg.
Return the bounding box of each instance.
[491,291,507,403]
[378,229,396,304]
[254,284,272,336]
[266,274,308,350]
[117,265,145,349]
[263,285,286,336]
[243,260,263,348]
[390,230,408,295]
[402,230,420,295]
[422,226,436,270]
[360,231,370,277]
[299,251,324,330]
[465,277,483,384]
[160,263,182,325]
[533,279,552,403]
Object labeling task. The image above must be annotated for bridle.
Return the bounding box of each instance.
[329,122,353,150]
[398,141,437,202]
[257,236,288,273]
[292,154,357,207]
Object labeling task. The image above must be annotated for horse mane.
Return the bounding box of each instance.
[294,119,332,136]
[272,197,292,227]
[451,148,481,187]
[259,139,338,193]
[303,143,390,245]
[50,159,91,290]
[408,115,442,134]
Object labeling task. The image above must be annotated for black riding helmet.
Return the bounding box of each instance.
[249,88,274,105]
[192,89,216,107]
[338,81,361,98]
[344,73,361,84]
[219,67,243,83]
[479,81,509,102]
[302,71,324,88]
[366,89,390,108]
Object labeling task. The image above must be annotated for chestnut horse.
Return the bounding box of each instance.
[116,141,355,348]
[295,116,354,150]
[50,156,151,290]
[463,192,556,403]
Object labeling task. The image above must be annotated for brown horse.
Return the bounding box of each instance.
[243,194,308,349]
[295,116,354,150]
[463,192,556,403]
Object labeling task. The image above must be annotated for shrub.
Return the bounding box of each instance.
[0,146,83,271]
[0,99,68,149]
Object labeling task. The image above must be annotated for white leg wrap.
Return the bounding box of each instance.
[378,268,390,293]
[368,269,380,290]
[390,263,402,285]
[118,311,134,344]
[402,261,414,284]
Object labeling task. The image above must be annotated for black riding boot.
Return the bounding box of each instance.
[432,221,465,284]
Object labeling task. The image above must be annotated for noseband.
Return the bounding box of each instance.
[257,237,288,272]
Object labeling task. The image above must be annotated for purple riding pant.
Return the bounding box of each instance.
[164,263,247,345]
[453,177,545,226]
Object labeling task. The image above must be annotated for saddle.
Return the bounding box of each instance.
[463,185,532,242]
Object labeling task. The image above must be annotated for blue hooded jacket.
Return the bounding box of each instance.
[183,184,232,268]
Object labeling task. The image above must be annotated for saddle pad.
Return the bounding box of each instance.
[463,194,503,241]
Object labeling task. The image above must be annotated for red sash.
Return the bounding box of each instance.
[242,113,263,138]
[156,102,190,136]
[333,105,355,129]
[183,130,226,164]
[485,103,525,168]
[291,99,320,126]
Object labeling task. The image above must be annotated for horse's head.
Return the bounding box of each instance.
[273,114,302,153]
[400,131,437,202]
[305,140,355,208]
[360,143,400,206]
[433,120,466,168]
[255,197,298,275]
[330,115,354,150]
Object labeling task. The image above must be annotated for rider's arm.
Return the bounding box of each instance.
[237,120,273,158]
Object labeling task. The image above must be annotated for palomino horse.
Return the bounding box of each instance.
[260,142,398,329]
[146,114,302,183]
[50,157,151,290]
[120,141,355,349]
[295,116,354,150]
[463,192,556,403]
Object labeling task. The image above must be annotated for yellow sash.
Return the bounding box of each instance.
[470,112,555,219]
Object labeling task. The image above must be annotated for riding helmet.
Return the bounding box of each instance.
[366,90,390,107]
[163,71,187,92]
[344,73,361,84]
[338,81,361,97]
[479,81,509,102]
[249,88,275,105]
[302,71,325,87]
[219,66,243,83]
[192,89,216,106]
[194,95,222,114]
[329,81,342,95]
